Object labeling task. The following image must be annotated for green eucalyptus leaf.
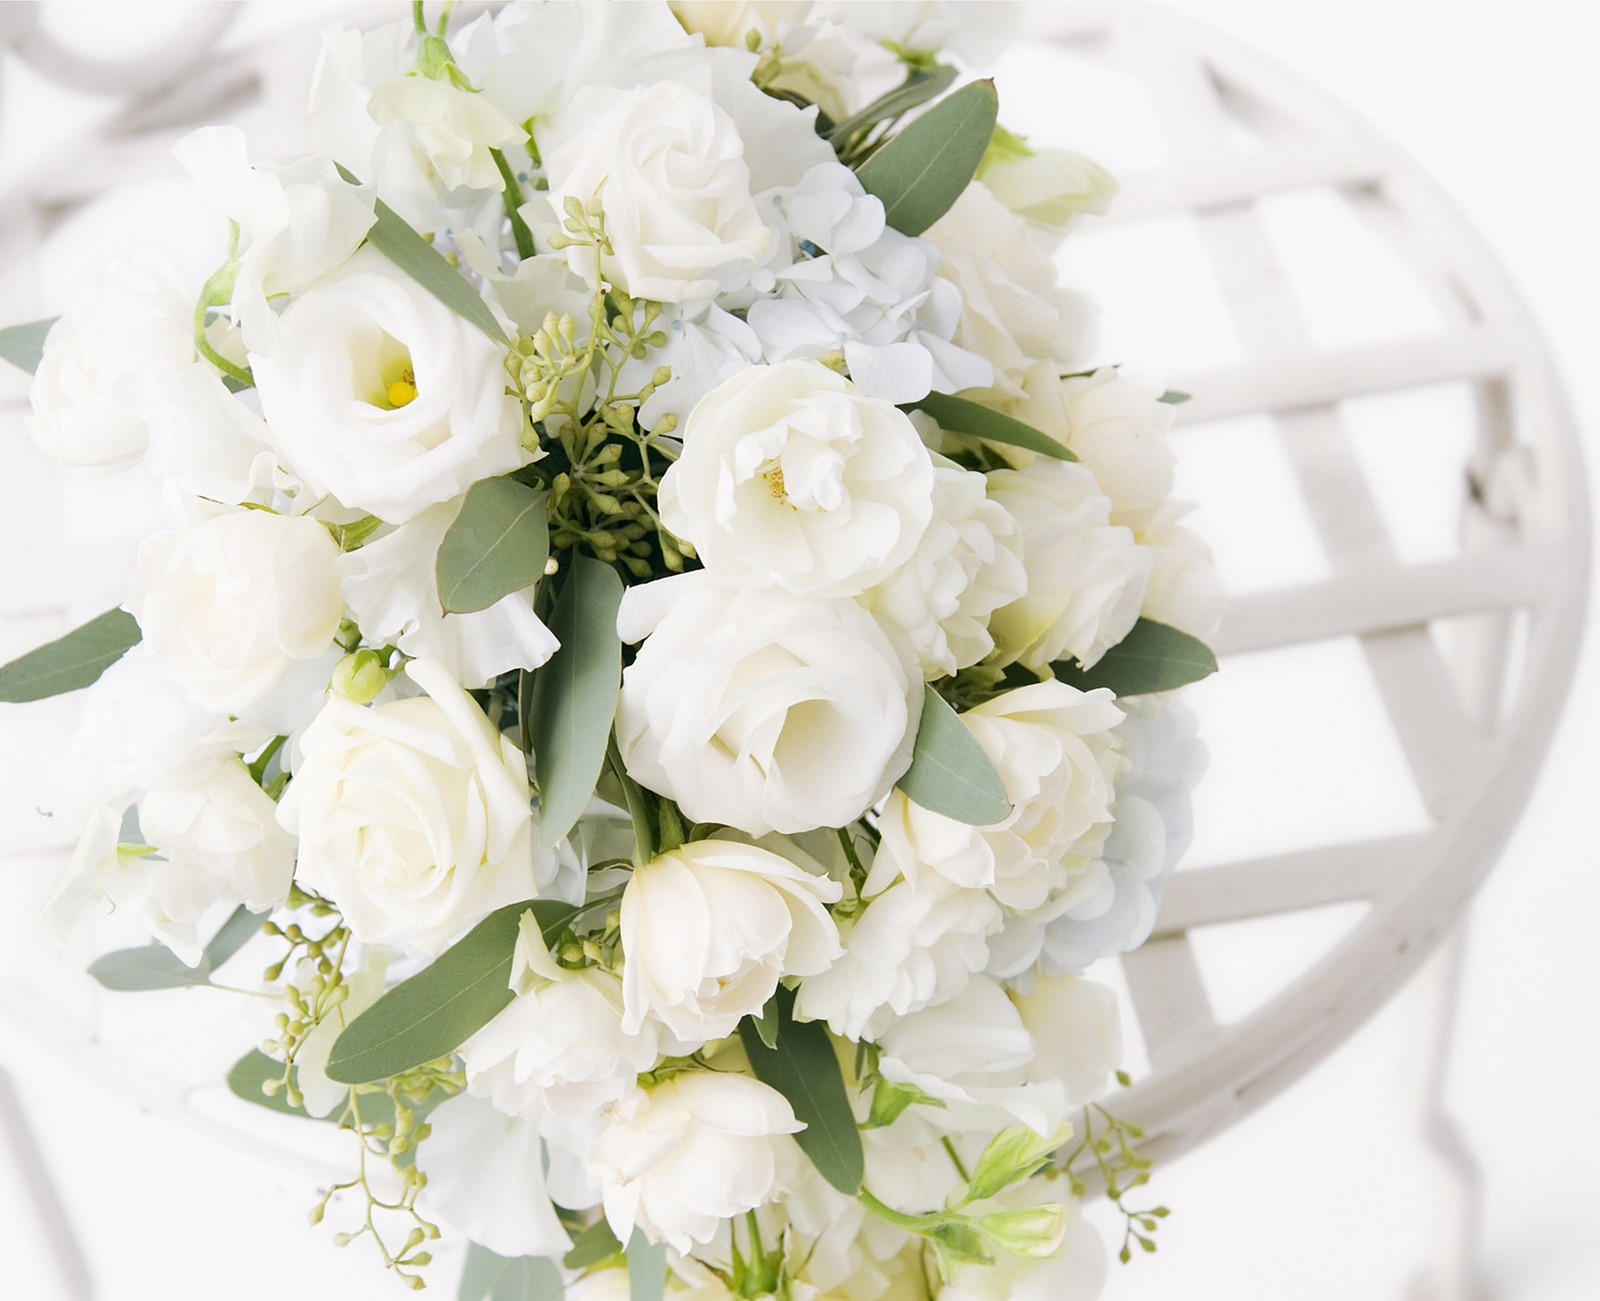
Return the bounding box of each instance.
[88,905,265,992]
[739,986,863,1195]
[896,686,1010,826]
[0,316,57,374]
[627,1229,666,1301]
[1051,618,1218,697]
[437,477,550,614]
[326,899,574,1084]
[563,1220,623,1272]
[0,607,141,703]
[336,165,507,345]
[1158,389,1191,405]
[829,65,957,154]
[460,1243,565,1301]
[752,995,781,1051]
[530,557,624,848]
[905,391,1075,462]
[855,80,998,235]
[205,905,267,969]
[226,1050,308,1117]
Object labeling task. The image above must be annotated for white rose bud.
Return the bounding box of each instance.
[543,80,771,303]
[620,840,842,1047]
[252,247,526,524]
[278,658,541,952]
[987,460,1151,672]
[616,573,918,837]
[870,681,1124,913]
[593,1072,803,1253]
[129,509,345,719]
[27,252,194,470]
[661,360,936,599]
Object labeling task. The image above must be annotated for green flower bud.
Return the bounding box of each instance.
[962,1123,1072,1205]
[979,1203,1069,1260]
[977,130,1118,235]
[331,649,394,703]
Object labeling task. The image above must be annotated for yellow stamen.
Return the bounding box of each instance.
[386,369,418,408]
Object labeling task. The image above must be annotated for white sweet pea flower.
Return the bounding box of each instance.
[129,509,345,721]
[977,134,1117,238]
[342,501,558,689]
[1012,974,1124,1107]
[670,1,812,47]
[421,1093,572,1259]
[616,572,919,837]
[27,252,194,471]
[171,125,374,355]
[794,873,1001,1042]
[278,658,542,953]
[593,1072,803,1253]
[543,80,770,304]
[252,246,526,524]
[138,366,291,507]
[660,361,935,598]
[871,681,1124,913]
[859,459,1026,679]
[987,460,1151,673]
[294,947,391,1118]
[941,1197,1107,1301]
[462,909,658,1118]
[366,74,526,194]
[619,839,842,1047]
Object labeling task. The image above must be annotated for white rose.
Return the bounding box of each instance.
[977,137,1117,237]
[342,501,559,689]
[278,658,540,952]
[1140,510,1224,641]
[870,681,1124,913]
[660,360,935,598]
[129,509,345,719]
[252,246,526,524]
[1054,368,1178,533]
[620,839,842,1047]
[367,74,526,194]
[987,460,1151,672]
[794,873,1000,1042]
[616,573,918,837]
[859,460,1026,678]
[593,1072,803,1253]
[543,80,771,303]
[27,252,194,470]
[923,181,1092,400]
[171,125,374,355]
[463,909,658,1118]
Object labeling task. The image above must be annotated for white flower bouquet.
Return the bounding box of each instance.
[0,2,1223,1296]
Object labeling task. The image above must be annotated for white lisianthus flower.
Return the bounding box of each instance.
[367,74,527,194]
[171,125,374,355]
[277,658,541,952]
[869,681,1124,913]
[619,839,842,1047]
[544,80,771,303]
[977,135,1117,237]
[987,460,1150,672]
[252,247,526,524]
[616,573,918,837]
[463,909,658,1118]
[859,460,1026,678]
[342,501,559,689]
[660,360,935,598]
[794,873,1001,1042]
[593,1072,803,1253]
[923,181,1093,400]
[129,509,345,719]
[28,252,194,470]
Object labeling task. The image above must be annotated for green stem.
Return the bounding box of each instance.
[490,147,537,261]
[606,733,657,866]
[193,298,254,388]
[412,0,427,36]
[941,1136,971,1183]
[858,1188,951,1235]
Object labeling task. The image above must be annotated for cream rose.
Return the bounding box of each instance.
[987,460,1151,672]
[129,509,345,719]
[543,80,770,303]
[620,839,842,1046]
[660,360,936,598]
[869,681,1124,913]
[277,658,540,951]
[593,1072,803,1253]
[616,573,918,837]
[252,246,525,524]
[27,252,194,470]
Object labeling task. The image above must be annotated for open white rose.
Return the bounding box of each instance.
[987,460,1151,672]
[28,252,194,471]
[660,360,935,598]
[543,80,770,303]
[252,247,526,524]
[616,572,918,837]
[620,839,842,1046]
[463,909,658,1118]
[278,658,540,952]
[870,681,1124,913]
[593,1072,803,1253]
[129,509,345,719]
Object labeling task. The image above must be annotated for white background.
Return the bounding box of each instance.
[1,3,1597,1299]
